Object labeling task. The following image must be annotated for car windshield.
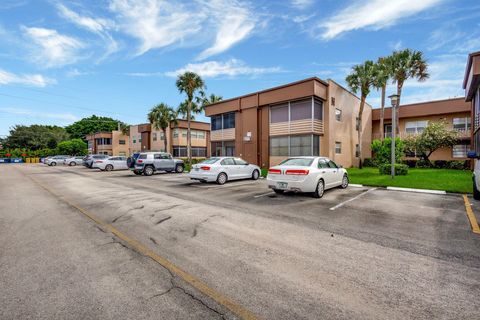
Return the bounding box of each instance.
[200,158,220,164]
[279,158,314,167]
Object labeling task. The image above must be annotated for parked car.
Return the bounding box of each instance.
[63,156,85,166]
[468,151,480,200]
[45,155,69,166]
[189,157,260,185]
[92,156,128,171]
[132,152,184,176]
[83,154,109,168]
[266,157,348,198]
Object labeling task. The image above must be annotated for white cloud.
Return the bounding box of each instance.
[197,0,256,60]
[0,107,78,122]
[22,27,85,68]
[319,0,444,40]
[165,59,282,78]
[0,69,56,87]
[56,3,118,58]
[389,40,403,50]
[109,0,204,56]
[66,68,92,78]
[290,0,314,9]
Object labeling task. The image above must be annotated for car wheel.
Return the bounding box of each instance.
[105,164,114,172]
[313,179,325,198]
[340,174,349,189]
[252,169,260,180]
[70,162,76,166]
[216,172,227,185]
[175,164,184,173]
[51,162,57,166]
[474,180,480,200]
[133,170,142,175]
[273,189,284,194]
[144,166,154,176]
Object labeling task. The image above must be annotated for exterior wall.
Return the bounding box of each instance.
[326,80,372,168]
[372,98,471,161]
[85,132,113,155]
[129,125,142,153]
[111,131,130,156]
[464,51,480,159]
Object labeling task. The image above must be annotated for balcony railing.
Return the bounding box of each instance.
[372,128,471,140]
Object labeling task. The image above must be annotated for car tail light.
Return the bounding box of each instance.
[137,160,143,163]
[285,169,309,175]
[200,166,210,171]
[268,168,282,174]
[95,160,103,163]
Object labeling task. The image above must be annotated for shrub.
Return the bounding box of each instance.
[371,138,404,165]
[402,160,417,168]
[433,160,448,169]
[362,158,375,167]
[447,160,467,170]
[416,159,432,168]
[379,163,408,175]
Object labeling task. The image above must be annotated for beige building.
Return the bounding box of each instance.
[205,77,372,168]
[372,98,471,161]
[85,131,129,156]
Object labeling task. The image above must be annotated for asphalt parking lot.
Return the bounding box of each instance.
[1,164,480,320]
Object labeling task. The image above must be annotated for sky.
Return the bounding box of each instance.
[0,0,479,137]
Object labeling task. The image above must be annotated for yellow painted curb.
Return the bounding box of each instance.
[21,167,260,320]
[462,194,480,234]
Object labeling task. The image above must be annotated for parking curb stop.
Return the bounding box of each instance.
[386,186,446,195]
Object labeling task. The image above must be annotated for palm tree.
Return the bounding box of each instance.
[148,103,176,153]
[373,56,392,140]
[198,93,223,108]
[389,49,429,133]
[175,72,205,164]
[346,60,377,169]
[118,122,130,136]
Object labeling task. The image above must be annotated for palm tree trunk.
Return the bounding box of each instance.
[379,85,385,140]
[163,128,167,153]
[187,101,192,165]
[358,96,365,169]
[396,84,402,135]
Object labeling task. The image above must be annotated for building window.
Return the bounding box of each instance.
[355,144,360,158]
[453,117,471,132]
[356,117,360,131]
[173,129,179,138]
[314,99,323,120]
[405,120,428,134]
[335,108,342,121]
[453,144,468,158]
[191,130,198,139]
[181,129,187,138]
[269,135,319,157]
[211,141,235,157]
[335,142,341,154]
[290,99,312,121]
[331,97,335,106]
[132,136,136,144]
[197,130,205,139]
[173,146,187,157]
[191,147,207,157]
[211,113,235,130]
[270,104,289,123]
[152,133,157,141]
[119,152,126,156]
[95,138,112,145]
[119,140,126,145]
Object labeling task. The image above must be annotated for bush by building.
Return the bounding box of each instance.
[378,163,409,175]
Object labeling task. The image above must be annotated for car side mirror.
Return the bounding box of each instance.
[467,151,478,159]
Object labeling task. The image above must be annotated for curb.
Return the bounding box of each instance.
[386,186,446,195]
[349,184,364,188]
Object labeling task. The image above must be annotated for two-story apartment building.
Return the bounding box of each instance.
[85,131,130,156]
[204,77,372,168]
[129,120,210,157]
[464,51,480,155]
[372,98,471,160]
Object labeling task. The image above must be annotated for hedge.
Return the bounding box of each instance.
[378,163,409,175]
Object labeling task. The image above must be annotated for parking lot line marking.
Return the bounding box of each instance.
[329,188,377,211]
[254,192,275,198]
[462,194,480,234]
[22,169,260,320]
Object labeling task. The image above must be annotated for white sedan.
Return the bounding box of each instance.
[267,157,348,198]
[189,157,261,185]
[93,156,128,171]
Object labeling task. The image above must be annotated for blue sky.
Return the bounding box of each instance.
[0,0,479,137]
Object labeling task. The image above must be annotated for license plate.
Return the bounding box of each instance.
[277,182,288,189]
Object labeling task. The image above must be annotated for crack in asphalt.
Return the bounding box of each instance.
[155,216,172,225]
[192,215,219,238]
[149,237,158,245]
[155,204,180,212]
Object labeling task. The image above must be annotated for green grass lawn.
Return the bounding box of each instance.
[347,167,472,194]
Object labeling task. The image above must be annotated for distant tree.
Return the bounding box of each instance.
[65,115,121,139]
[148,103,176,153]
[118,122,130,136]
[389,49,429,133]
[5,125,69,150]
[403,122,458,162]
[346,60,377,169]
[176,72,205,164]
[56,139,88,155]
[373,56,392,140]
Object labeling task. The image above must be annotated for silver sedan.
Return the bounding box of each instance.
[93,156,128,171]
[189,157,261,185]
[63,156,85,166]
